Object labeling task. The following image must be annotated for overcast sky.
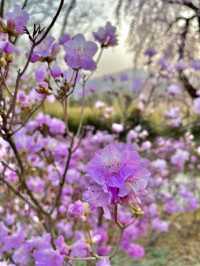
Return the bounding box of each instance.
[93,5,133,77]
[94,24,133,77]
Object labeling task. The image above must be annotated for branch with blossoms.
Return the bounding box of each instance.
[0,2,184,266]
[0,2,151,266]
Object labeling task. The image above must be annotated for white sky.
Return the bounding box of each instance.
[94,16,133,77]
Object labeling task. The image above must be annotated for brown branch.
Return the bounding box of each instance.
[12,98,46,135]
[179,71,198,98]
[7,0,65,126]
[0,0,5,18]
[51,136,74,213]
[22,0,29,9]
[35,0,65,46]
[166,0,198,12]
[0,175,36,210]
[7,44,35,124]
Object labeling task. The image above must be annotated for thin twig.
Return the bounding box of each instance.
[35,0,65,46]
[51,136,74,213]
[0,0,5,18]
[12,98,46,135]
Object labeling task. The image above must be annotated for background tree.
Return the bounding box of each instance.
[116,0,200,98]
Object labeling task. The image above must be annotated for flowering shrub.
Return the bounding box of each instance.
[0,1,200,266]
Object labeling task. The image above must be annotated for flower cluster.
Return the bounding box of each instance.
[86,143,150,207]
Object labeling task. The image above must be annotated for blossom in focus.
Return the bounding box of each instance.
[64,34,97,70]
[93,22,117,47]
[5,5,29,35]
[86,143,150,206]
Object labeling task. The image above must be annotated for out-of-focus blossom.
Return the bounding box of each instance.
[31,36,59,63]
[191,59,200,70]
[193,97,200,114]
[167,84,182,96]
[144,48,157,57]
[95,100,106,109]
[5,5,29,35]
[152,218,169,232]
[50,64,62,78]
[112,123,124,133]
[64,34,97,70]
[126,243,145,259]
[93,22,117,47]
[0,33,16,54]
[96,257,111,266]
[33,249,64,266]
[59,33,71,45]
[175,60,187,71]
[67,200,85,219]
[171,149,189,170]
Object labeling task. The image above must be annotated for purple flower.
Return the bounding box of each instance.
[2,229,25,253]
[31,36,59,63]
[86,143,150,205]
[167,84,182,96]
[93,22,117,47]
[70,240,89,257]
[59,33,71,45]
[35,64,48,83]
[144,48,157,57]
[50,64,62,78]
[191,59,200,70]
[175,60,187,71]
[96,257,111,266]
[152,218,169,232]
[132,78,144,92]
[125,243,145,259]
[5,5,29,35]
[67,200,84,219]
[170,149,189,170]
[33,249,64,266]
[193,97,200,114]
[0,33,16,54]
[49,118,65,135]
[27,176,45,193]
[158,57,171,71]
[64,34,97,70]
[120,73,128,81]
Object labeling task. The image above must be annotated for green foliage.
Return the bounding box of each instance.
[110,248,169,266]
[44,100,200,140]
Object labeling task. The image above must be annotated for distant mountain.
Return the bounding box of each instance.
[84,68,147,94]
